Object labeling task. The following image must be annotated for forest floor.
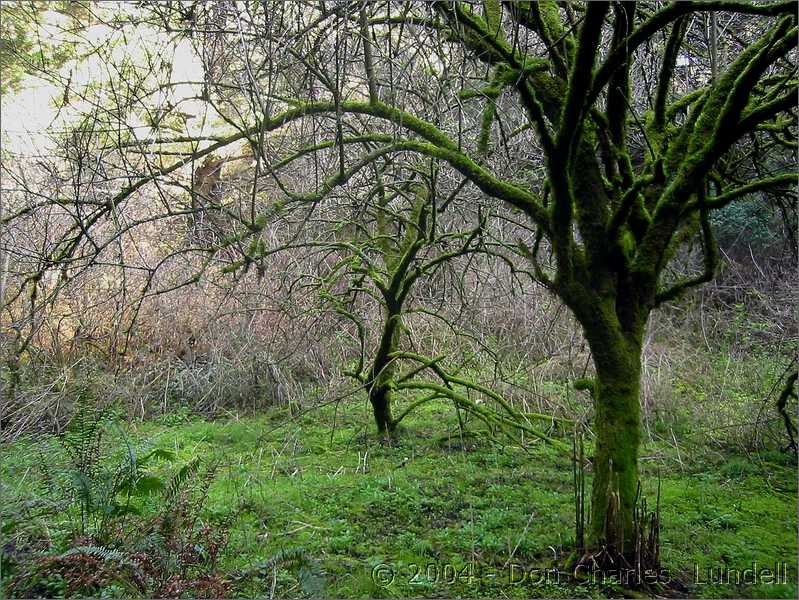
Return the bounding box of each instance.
[2,393,796,599]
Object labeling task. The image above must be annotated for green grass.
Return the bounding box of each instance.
[2,396,797,598]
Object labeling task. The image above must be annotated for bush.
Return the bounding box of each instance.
[710,196,775,255]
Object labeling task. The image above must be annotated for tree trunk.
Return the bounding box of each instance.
[369,384,394,433]
[586,333,643,557]
[367,309,401,434]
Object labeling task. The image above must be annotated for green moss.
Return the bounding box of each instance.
[537,1,575,58]
[619,229,636,260]
[482,0,503,38]
[4,397,795,598]
[573,378,595,395]
[589,366,642,550]
[478,99,497,156]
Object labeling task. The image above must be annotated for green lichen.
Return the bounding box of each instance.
[482,0,503,39]
[537,0,575,59]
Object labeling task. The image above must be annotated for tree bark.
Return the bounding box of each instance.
[569,287,646,557]
[369,384,394,433]
[367,309,402,434]
[588,340,642,554]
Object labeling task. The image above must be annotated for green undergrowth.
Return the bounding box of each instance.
[2,394,796,599]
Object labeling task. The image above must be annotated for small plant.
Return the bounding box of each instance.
[49,391,178,544]
[239,547,326,598]
[3,390,235,598]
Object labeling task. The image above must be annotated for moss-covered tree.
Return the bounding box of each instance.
[313,168,557,439]
[317,172,487,434]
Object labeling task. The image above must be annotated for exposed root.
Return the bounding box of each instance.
[570,465,676,593]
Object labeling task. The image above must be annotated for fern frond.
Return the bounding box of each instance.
[60,545,140,568]
[61,391,106,475]
[243,547,326,595]
[162,457,201,502]
[259,547,310,570]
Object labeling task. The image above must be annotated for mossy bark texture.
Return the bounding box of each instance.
[588,335,642,552]
[565,282,648,555]
[367,310,401,434]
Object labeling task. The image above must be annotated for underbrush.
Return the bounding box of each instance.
[0,348,319,442]
[0,393,322,598]
[2,389,796,598]
[640,339,795,456]
[5,334,793,456]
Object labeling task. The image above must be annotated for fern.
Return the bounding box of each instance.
[254,547,309,571]
[162,457,201,503]
[58,390,108,537]
[61,389,106,476]
[51,398,184,541]
[11,420,217,599]
[59,545,140,568]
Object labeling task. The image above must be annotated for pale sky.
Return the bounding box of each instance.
[1,3,209,156]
